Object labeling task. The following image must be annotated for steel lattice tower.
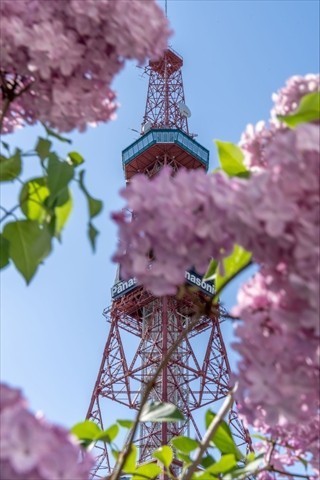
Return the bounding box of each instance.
[86,48,251,479]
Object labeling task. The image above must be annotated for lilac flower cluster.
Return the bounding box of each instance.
[0,0,170,133]
[239,74,319,168]
[0,383,93,480]
[112,167,237,296]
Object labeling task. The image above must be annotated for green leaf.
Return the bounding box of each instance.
[203,259,218,281]
[54,191,73,236]
[176,452,192,465]
[96,424,119,443]
[20,177,49,223]
[47,154,74,207]
[200,455,216,469]
[152,445,173,468]
[79,170,103,219]
[140,402,184,422]
[215,140,249,178]
[206,454,236,474]
[215,245,252,297]
[117,419,134,429]
[0,234,10,269]
[111,449,120,461]
[3,220,52,283]
[88,222,99,252]
[171,436,198,453]
[133,463,162,480]
[278,91,320,127]
[123,444,137,473]
[205,411,243,461]
[222,458,262,479]
[192,472,218,480]
[68,151,85,166]
[1,141,10,153]
[42,124,72,144]
[35,137,52,161]
[0,149,22,181]
[71,420,102,441]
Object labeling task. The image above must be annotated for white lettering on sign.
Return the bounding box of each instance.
[111,277,137,299]
[184,270,214,297]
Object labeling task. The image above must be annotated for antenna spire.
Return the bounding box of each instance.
[165,0,167,18]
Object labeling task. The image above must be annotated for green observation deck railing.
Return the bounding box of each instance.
[122,129,209,168]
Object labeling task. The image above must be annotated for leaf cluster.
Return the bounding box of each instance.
[0,127,103,283]
[72,403,263,480]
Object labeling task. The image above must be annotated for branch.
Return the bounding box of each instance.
[181,389,235,480]
[109,309,206,480]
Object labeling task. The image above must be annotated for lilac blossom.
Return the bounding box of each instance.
[112,167,237,296]
[0,383,93,480]
[0,0,170,133]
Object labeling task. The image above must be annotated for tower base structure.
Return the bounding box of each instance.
[86,286,252,478]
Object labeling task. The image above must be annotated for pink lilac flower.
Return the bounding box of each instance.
[0,0,170,133]
[0,383,94,480]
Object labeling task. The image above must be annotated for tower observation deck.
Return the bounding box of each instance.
[85,47,252,479]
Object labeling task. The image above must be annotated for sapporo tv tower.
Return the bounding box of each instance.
[86,42,252,480]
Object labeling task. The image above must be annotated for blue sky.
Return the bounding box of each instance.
[1,0,319,434]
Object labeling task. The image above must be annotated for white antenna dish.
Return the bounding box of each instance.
[179,102,191,118]
[142,121,152,134]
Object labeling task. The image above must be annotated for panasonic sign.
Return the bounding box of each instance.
[111,270,214,300]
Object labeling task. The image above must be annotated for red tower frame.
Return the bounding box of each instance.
[86,48,251,479]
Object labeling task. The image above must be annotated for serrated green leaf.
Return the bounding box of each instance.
[3,220,52,283]
[47,154,74,207]
[215,245,252,297]
[54,191,73,235]
[140,402,184,422]
[215,140,249,178]
[171,436,198,453]
[203,259,218,281]
[71,420,102,441]
[0,149,22,181]
[278,91,320,128]
[35,137,52,161]
[0,234,10,269]
[68,151,85,166]
[20,177,49,223]
[96,424,119,443]
[152,445,173,468]
[88,222,99,252]
[205,411,243,461]
[42,124,72,144]
[117,419,134,429]
[123,444,137,473]
[133,463,162,480]
[79,170,103,219]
